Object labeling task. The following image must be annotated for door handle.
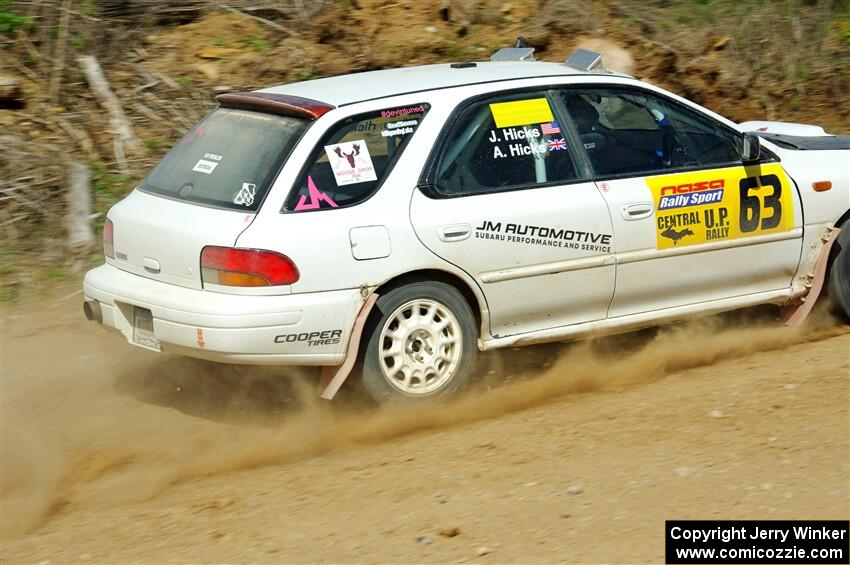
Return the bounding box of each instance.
[621,203,654,221]
[438,223,471,242]
[143,257,161,273]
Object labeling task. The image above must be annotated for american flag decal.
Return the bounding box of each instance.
[547,138,567,151]
[541,121,561,135]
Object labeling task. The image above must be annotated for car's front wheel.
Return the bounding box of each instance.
[361,282,478,404]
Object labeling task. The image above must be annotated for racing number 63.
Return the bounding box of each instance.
[739,174,782,233]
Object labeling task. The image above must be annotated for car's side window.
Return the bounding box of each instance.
[557,88,742,178]
[434,92,580,197]
[283,103,429,212]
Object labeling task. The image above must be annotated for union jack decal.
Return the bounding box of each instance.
[547,138,567,151]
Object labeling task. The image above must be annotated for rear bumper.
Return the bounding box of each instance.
[83,264,365,365]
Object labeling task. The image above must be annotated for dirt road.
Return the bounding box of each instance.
[1,296,848,563]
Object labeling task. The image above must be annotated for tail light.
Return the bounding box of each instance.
[103,218,114,259]
[201,246,299,287]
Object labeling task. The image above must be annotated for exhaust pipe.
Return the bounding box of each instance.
[83,299,102,324]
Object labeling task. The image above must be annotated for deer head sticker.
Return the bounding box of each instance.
[333,143,360,168]
[324,140,377,186]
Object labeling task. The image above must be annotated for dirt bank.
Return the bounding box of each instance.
[0,297,848,563]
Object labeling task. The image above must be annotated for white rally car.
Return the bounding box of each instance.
[83,46,850,404]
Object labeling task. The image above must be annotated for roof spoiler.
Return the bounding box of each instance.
[216,92,335,120]
[564,48,604,72]
[490,37,536,62]
[490,40,607,74]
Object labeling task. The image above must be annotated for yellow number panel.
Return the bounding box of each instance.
[646,164,795,250]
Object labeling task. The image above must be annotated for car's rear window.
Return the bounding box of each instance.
[139,108,309,211]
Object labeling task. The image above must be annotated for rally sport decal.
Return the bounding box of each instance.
[646,163,795,250]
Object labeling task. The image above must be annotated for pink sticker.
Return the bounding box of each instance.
[381,105,425,118]
[294,175,338,211]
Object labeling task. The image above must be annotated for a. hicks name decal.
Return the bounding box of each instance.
[486,124,568,160]
[647,164,794,249]
[474,220,612,253]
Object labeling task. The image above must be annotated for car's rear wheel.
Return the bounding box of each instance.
[828,227,850,322]
[361,282,477,404]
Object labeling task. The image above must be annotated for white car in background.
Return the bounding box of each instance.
[83,46,850,404]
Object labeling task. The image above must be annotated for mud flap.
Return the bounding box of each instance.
[782,227,840,327]
[319,293,379,400]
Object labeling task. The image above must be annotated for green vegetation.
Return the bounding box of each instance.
[40,265,72,281]
[0,285,16,304]
[211,35,271,51]
[145,138,167,154]
[81,0,98,15]
[90,165,130,198]
[90,164,133,225]
[0,252,20,277]
[840,19,850,43]
[88,165,133,255]
[437,42,464,58]
[240,36,270,52]
[80,0,97,16]
[0,0,32,35]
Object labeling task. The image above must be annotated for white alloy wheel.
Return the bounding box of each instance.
[378,298,463,395]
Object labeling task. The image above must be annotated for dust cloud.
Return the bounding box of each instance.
[1,303,846,539]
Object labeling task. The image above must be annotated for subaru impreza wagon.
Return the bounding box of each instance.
[83,46,850,404]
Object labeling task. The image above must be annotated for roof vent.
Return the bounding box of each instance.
[564,48,604,71]
[490,36,535,62]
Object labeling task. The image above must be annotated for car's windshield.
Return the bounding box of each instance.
[140,108,309,211]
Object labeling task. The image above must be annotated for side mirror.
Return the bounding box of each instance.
[742,132,761,162]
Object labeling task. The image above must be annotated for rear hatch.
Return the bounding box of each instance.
[107,106,311,290]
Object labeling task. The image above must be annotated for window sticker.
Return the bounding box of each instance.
[354,120,377,133]
[646,163,794,249]
[487,124,567,160]
[381,119,418,138]
[233,182,256,206]
[547,138,567,151]
[540,121,561,135]
[381,105,426,119]
[489,98,554,128]
[192,159,219,174]
[324,140,378,186]
[294,175,338,211]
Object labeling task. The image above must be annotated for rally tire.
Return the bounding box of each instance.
[361,282,478,404]
[828,227,850,323]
